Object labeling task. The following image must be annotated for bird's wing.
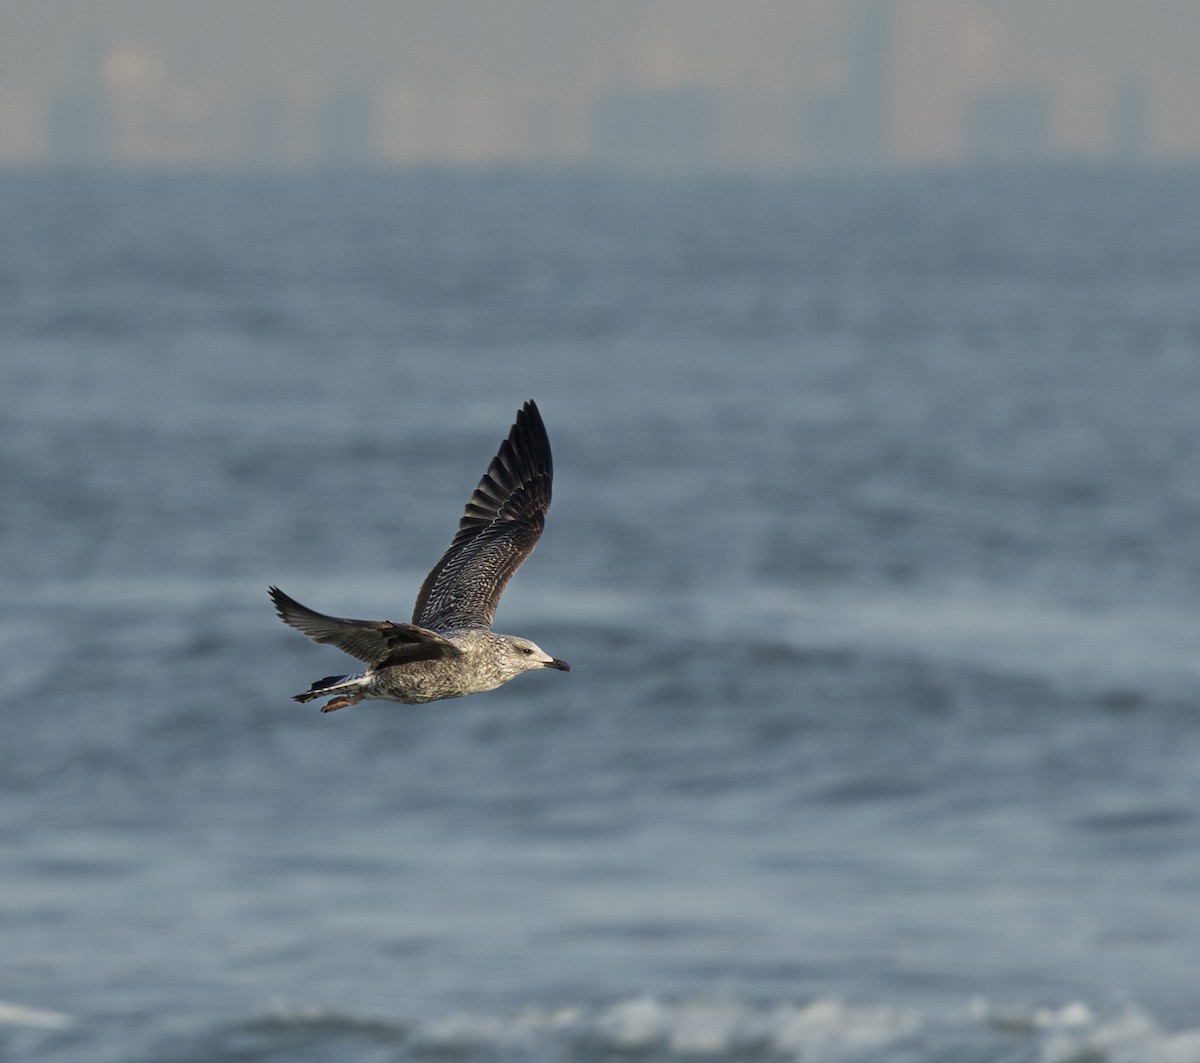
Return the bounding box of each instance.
[411,400,553,631]
[270,586,461,665]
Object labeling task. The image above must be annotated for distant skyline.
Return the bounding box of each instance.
[2,0,1199,172]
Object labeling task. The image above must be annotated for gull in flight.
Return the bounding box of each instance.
[270,401,569,711]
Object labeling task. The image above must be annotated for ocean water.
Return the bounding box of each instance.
[3,166,1200,1062]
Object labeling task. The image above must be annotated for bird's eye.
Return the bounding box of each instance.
[520,647,533,655]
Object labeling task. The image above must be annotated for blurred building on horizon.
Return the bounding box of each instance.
[6,0,1198,175]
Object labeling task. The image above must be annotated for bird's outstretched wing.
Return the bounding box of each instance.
[270,586,462,665]
[411,400,553,631]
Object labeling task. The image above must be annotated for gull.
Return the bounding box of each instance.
[270,401,569,711]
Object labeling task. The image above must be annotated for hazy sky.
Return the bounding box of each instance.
[3,1,1199,167]
[4,1,1197,87]
[4,1,836,92]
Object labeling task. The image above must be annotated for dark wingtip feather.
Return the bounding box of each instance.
[410,401,555,629]
[268,585,299,623]
[511,399,552,485]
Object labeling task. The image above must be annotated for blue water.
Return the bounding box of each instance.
[3,166,1200,1062]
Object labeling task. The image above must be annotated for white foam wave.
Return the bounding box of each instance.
[970,998,1200,1063]
[315,996,921,1059]
[583,997,922,1059]
[258,996,1200,1063]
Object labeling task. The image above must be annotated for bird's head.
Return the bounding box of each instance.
[499,635,571,678]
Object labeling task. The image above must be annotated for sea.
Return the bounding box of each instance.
[3,164,1200,1063]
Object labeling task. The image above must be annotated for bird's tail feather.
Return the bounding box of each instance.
[292,674,357,704]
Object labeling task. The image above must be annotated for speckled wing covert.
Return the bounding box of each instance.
[411,400,553,632]
[269,585,462,665]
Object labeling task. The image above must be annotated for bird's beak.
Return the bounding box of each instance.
[546,658,571,672]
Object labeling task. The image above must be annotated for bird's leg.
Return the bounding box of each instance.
[320,694,363,712]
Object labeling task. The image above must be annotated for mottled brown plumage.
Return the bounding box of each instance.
[412,399,554,630]
[270,401,569,711]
